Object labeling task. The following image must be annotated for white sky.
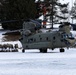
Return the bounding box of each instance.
[36,0,75,5]
[36,0,75,9]
[60,0,75,9]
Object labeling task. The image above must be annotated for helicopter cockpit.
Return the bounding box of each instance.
[62,33,74,40]
[61,32,75,46]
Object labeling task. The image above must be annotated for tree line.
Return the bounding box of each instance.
[0,0,69,30]
[0,0,37,30]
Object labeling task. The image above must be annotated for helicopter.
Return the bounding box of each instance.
[1,19,76,53]
[19,21,76,53]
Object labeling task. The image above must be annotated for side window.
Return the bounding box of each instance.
[46,37,48,41]
[34,39,36,42]
[40,38,42,41]
[39,35,41,37]
[39,35,42,41]
[53,36,55,40]
[28,38,33,43]
[26,45,28,48]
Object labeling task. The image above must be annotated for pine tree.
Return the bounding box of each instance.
[0,0,37,30]
[36,0,69,28]
[70,0,76,19]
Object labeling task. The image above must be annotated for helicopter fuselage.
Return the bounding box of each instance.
[20,30,74,53]
[19,22,76,53]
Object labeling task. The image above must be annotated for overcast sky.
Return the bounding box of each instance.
[60,0,75,9]
[36,0,75,9]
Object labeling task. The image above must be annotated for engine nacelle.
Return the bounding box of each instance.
[59,22,71,34]
[23,21,41,33]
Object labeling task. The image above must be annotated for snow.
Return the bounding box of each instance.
[0,48,76,75]
[0,26,76,75]
[0,26,22,49]
[60,0,75,9]
[71,30,76,38]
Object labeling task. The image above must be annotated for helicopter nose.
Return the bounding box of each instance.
[66,38,76,46]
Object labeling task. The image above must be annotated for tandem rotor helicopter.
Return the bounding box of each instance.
[18,20,76,53]
[0,0,76,53]
[0,19,76,53]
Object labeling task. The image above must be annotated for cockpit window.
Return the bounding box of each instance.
[68,33,74,39]
[62,34,68,39]
[62,33,74,39]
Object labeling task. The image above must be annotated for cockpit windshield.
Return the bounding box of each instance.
[62,33,74,39]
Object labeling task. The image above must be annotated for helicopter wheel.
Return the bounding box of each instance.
[39,48,47,53]
[22,49,25,53]
[60,49,65,52]
[40,49,43,53]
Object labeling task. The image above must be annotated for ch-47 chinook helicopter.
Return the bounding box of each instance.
[19,21,76,53]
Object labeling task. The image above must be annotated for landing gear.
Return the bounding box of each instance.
[60,49,65,52]
[22,49,25,53]
[40,49,43,53]
[39,48,47,53]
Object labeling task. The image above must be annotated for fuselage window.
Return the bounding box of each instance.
[39,35,41,37]
[53,37,55,40]
[26,45,28,48]
[34,39,36,42]
[28,38,33,43]
[46,37,48,41]
[40,38,42,41]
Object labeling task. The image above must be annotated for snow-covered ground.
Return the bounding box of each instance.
[0,26,22,48]
[0,26,76,75]
[0,48,76,75]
